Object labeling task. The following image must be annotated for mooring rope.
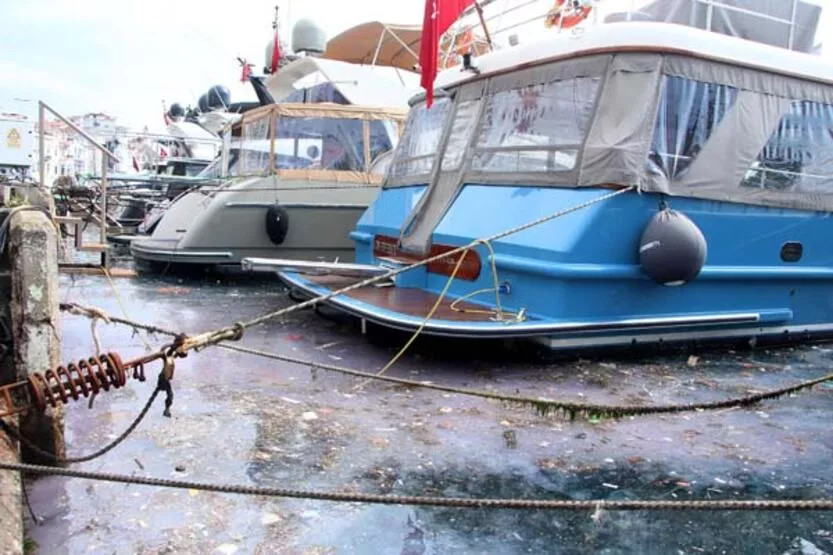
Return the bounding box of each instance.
[1,460,831,511]
[57,305,833,420]
[352,247,468,391]
[216,342,833,419]
[102,267,154,352]
[65,303,111,357]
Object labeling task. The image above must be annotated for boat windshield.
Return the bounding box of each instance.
[388,97,451,179]
[230,105,405,178]
[275,117,364,171]
[274,116,398,172]
[197,156,223,178]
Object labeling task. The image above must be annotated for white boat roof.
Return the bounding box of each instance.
[435,21,833,91]
[265,57,417,108]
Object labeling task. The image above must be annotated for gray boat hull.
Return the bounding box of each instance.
[130,175,377,268]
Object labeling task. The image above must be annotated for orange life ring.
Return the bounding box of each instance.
[545,0,592,29]
[455,26,474,56]
[438,26,477,69]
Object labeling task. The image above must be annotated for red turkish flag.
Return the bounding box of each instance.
[240,60,252,83]
[270,30,281,74]
[420,0,474,107]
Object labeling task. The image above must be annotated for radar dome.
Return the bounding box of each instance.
[206,85,231,110]
[291,18,327,55]
[167,103,185,119]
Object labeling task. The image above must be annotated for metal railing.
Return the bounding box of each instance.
[697,0,800,49]
[443,0,805,57]
[39,101,119,263]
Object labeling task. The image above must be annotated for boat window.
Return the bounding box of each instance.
[441,100,479,171]
[389,97,452,179]
[197,157,222,178]
[741,99,833,193]
[184,162,208,176]
[170,161,207,177]
[274,117,365,171]
[648,76,738,180]
[238,117,271,175]
[471,77,599,173]
[369,120,399,174]
[283,83,350,105]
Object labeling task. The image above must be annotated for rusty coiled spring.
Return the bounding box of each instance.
[27,352,127,411]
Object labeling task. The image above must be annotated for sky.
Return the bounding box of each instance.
[0,0,424,132]
[1,0,831,133]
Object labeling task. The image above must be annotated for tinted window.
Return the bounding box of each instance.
[742,99,833,192]
[648,76,738,180]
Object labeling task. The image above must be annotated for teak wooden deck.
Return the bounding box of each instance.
[307,275,496,322]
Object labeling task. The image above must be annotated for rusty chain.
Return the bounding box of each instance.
[1,460,832,511]
[0,371,172,464]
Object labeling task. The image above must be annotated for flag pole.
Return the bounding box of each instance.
[473,1,493,51]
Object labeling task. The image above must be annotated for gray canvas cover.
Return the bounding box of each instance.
[667,91,790,199]
[605,0,821,54]
[578,54,663,188]
[387,46,833,253]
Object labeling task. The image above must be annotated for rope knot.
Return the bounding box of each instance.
[167,333,189,358]
[230,322,245,342]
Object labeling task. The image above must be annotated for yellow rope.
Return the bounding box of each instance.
[475,239,504,319]
[352,249,468,390]
[446,239,525,322]
[448,287,523,321]
[103,267,153,352]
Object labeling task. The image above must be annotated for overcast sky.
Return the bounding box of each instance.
[1,0,830,133]
[0,0,425,131]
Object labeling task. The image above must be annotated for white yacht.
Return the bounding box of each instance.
[130,56,412,270]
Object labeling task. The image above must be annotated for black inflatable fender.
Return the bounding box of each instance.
[639,208,707,286]
[265,204,290,245]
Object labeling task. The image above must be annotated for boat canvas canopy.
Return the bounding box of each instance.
[605,0,821,54]
[389,46,833,253]
[322,21,421,71]
[226,102,407,184]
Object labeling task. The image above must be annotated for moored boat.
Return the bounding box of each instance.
[249,0,833,350]
[131,56,410,270]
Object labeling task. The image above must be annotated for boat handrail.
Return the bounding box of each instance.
[444,0,807,57]
[38,100,116,252]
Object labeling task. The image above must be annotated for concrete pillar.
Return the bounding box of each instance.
[0,435,22,554]
[0,224,21,555]
[9,210,64,464]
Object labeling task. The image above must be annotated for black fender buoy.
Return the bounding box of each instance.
[639,208,706,286]
[265,204,289,245]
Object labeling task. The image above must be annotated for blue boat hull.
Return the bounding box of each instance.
[278,185,833,349]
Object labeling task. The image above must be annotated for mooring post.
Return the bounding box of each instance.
[9,210,64,464]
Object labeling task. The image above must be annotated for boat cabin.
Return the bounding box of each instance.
[387,17,833,253]
[222,102,407,184]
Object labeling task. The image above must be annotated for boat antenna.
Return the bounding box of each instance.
[272,5,279,34]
